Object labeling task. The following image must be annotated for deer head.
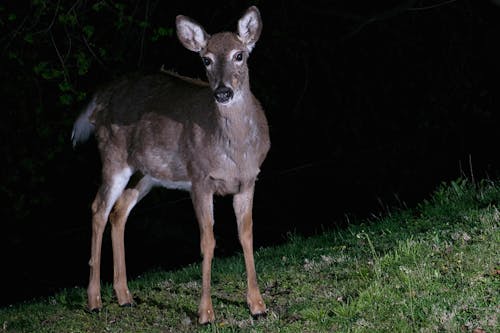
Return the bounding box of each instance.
[176,6,262,105]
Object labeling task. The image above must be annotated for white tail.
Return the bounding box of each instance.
[74,6,269,324]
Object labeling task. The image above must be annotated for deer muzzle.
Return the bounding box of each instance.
[214,86,234,104]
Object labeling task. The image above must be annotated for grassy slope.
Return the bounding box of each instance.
[1,179,498,332]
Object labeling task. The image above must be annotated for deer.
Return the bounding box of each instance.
[71,6,269,324]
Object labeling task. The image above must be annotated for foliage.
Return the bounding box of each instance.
[0,179,498,332]
[2,0,174,106]
[0,1,175,222]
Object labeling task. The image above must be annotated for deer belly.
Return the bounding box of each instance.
[153,178,192,191]
[132,150,189,186]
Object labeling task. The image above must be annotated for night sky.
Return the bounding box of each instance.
[1,0,500,306]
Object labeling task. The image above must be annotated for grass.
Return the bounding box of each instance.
[1,178,499,332]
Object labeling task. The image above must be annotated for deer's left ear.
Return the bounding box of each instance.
[238,6,262,53]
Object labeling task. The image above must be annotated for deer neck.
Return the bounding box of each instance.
[215,88,256,141]
[211,90,261,170]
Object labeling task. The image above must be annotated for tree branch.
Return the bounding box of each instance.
[408,0,458,11]
[50,31,69,82]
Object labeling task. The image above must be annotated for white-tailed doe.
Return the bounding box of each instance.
[72,6,269,324]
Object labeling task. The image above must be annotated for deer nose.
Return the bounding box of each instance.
[214,86,233,104]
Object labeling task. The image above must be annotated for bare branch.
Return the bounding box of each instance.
[82,34,106,68]
[49,31,69,82]
[408,0,458,11]
[35,0,61,35]
[137,0,150,67]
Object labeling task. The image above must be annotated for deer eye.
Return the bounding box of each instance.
[202,57,212,66]
[235,52,243,62]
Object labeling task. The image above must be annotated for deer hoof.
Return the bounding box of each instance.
[89,307,101,314]
[115,288,133,306]
[248,297,267,317]
[87,294,102,311]
[119,302,134,308]
[198,308,215,324]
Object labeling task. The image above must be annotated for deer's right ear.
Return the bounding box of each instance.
[176,15,209,52]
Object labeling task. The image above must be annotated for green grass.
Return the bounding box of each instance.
[1,178,499,332]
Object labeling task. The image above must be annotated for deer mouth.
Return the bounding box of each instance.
[214,86,234,104]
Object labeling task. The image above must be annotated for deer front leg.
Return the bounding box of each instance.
[233,185,266,316]
[191,189,216,324]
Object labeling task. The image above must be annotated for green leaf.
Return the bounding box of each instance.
[77,91,87,101]
[59,93,73,105]
[34,62,63,80]
[159,27,173,36]
[82,25,94,39]
[58,80,72,92]
[114,3,125,11]
[58,13,76,26]
[33,62,48,75]
[42,68,63,80]
[151,27,173,42]
[75,51,91,75]
[98,47,107,58]
[92,1,105,11]
[8,51,18,60]
[24,33,34,44]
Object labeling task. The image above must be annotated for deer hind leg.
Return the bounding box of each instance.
[87,167,132,310]
[191,188,216,324]
[109,176,153,306]
[233,185,266,316]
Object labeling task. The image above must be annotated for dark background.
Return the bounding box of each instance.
[1,0,500,306]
